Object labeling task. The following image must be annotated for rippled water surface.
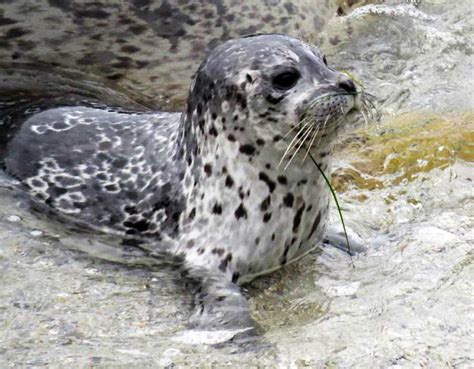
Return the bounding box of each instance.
[1,1,473,367]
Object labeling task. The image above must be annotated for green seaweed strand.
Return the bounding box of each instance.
[308,152,355,268]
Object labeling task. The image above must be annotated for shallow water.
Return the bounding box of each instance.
[1,0,473,368]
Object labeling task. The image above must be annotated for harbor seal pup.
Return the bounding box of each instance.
[0,0,342,108]
[0,34,362,332]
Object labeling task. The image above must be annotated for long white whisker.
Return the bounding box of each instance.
[316,113,331,148]
[282,118,307,139]
[284,119,315,170]
[360,107,369,128]
[303,120,322,162]
[361,99,373,124]
[279,117,313,168]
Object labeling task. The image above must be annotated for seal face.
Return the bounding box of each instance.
[1,35,359,286]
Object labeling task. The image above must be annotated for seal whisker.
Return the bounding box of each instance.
[302,123,320,162]
[280,118,313,169]
[284,117,315,170]
[360,106,369,128]
[303,114,328,162]
[279,116,313,168]
[361,92,380,124]
[282,118,309,140]
[316,113,333,148]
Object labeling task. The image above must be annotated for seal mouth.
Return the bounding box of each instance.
[278,91,378,169]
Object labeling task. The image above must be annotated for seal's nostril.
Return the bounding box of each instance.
[338,78,357,94]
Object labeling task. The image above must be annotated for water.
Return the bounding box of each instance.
[1,1,473,367]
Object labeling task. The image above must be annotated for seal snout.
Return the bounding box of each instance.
[336,74,361,111]
[337,76,357,94]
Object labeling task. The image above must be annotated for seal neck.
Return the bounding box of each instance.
[176,106,334,189]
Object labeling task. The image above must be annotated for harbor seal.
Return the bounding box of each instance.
[0,0,342,108]
[0,34,362,332]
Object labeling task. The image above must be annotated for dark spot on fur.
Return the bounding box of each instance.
[239,144,256,156]
[282,242,291,264]
[105,184,119,192]
[124,205,137,214]
[266,94,285,104]
[212,203,222,214]
[0,17,17,27]
[120,44,140,53]
[256,138,265,146]
[6,28,30,38]
[204,163,212,176]
[260,196,271,212]
[189,208,196,219]
[263,212,272,223]
[107,73,124,81]
[218,254,232,272]
[123,219,150,232]
[228,134,236,142]
[259,172,276,193]
[208,124,218,136]
[212,248,224,256]
[283,193,294,207]
[307,211,322,240]
[225,175,234,188]
[293,203,306,233]
[277,175,287,185]
[198,119,205,132]
[234,203,247,219]
[219,259,228,272]
[129,24,148,35]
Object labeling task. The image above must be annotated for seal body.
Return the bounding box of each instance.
[1,35,359,287]
[0,0,341,108]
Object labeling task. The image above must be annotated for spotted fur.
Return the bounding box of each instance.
[1,35,359,287]
[0,0,341,108]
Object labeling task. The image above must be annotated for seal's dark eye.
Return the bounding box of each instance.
[323,56,328,66]
[271,70,300,90]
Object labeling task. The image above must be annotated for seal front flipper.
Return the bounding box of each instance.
[185,267,257,335]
